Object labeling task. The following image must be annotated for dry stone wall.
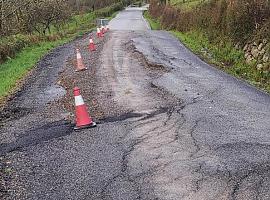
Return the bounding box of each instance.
[243,39,270,72]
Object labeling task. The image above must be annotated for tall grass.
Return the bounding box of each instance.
[149,0,270,43]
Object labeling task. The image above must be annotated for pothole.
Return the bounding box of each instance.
[126,40,171,73]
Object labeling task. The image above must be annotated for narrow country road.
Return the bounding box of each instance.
[1,6,270,200]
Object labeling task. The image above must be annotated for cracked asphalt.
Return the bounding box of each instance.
[1,6,270,200]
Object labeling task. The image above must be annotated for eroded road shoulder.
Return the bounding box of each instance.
[0,33,110,199]
[0,28,180,199]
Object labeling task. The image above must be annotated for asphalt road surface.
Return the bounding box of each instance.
[1,6,270,200]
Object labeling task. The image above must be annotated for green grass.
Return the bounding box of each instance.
[170,0,209,10]
[143,11,160,30]
[145,12,270,93]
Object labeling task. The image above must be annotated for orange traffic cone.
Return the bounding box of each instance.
[97,28,101,38]
[89,37,96,51]
[74,87,96,130]
[75,48,87,71]
[98,27,104,37]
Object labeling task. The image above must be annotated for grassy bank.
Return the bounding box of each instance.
[0,5,122,104]
[144,11,270,93]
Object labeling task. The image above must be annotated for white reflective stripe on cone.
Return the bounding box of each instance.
[77,53,82,59]
[75,95,85,106]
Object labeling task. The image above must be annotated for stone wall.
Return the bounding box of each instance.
[243,39,270,72]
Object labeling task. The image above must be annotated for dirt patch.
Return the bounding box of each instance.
[58,31,179,123]
[58,33,113,122]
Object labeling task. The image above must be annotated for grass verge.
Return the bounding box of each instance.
[143,11,160,30]
[144,11,270,93]
[0,39,69,101]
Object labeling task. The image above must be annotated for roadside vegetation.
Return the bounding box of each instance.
[0,0,133,104]
[170,0,210,10]
[143,11,160,30]
[145,0,270,93]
